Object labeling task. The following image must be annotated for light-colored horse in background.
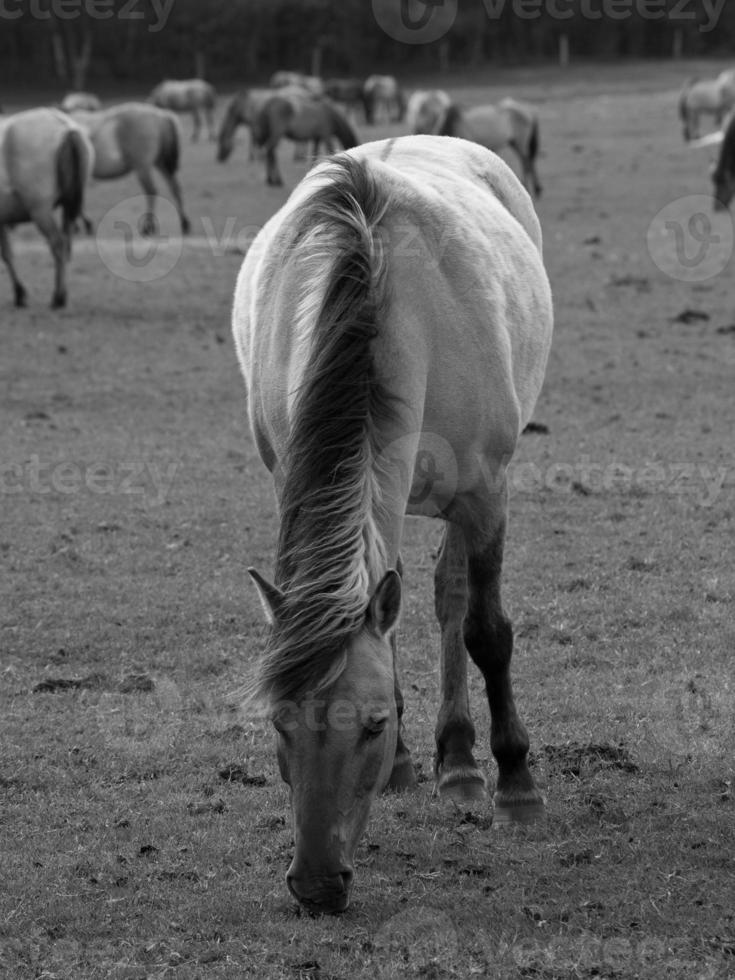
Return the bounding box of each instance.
[0,108,93,308]
[149,79,217,142]
[70,103,190,235]
[406,89,451,134]
[232,135,552,913]
[679,70,735,141]
[270,71,324,96]
[435,98,542,198]
[363,74,405,124]
[60,91,102,112]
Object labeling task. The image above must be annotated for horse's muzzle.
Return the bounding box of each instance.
[286,867,354,913]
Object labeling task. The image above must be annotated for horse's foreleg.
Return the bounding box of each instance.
[387,554,418,792]
[158,165,191,235]
[31,209,67,309]
[0,226,27,308]
[191,108,201,143]
[433,522,487,802]
[461,482,544,825]
[206,107,216,142]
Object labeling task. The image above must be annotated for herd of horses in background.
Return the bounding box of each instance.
[2,65,735,308]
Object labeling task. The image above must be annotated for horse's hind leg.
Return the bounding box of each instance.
[387,554,418,791]
[460,484,544,824]
[31,208,68,309]
[191,108,201,142]
[0,226,27,308]
[135,168,160,236]
[158,165,192,235]
[434,522,487,802]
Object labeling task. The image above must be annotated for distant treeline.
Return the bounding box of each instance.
[1,0,733,89]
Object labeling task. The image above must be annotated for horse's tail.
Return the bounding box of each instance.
[157,113,181,175]
[437,104,462,137]
[253,97,291,148]
[329,105,359,149]
[528,115,540,163]
[363,85,374,125]
[56,128,88,237]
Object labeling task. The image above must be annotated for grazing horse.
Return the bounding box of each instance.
[406,88,451,134]
[438,99,542,198]
[232,135,553,912]
[363,74,406,124]
[217,85,323,163]
[250,93,358,186]
[323,78,367,120]
[60,91,101,112]
[0,108,92,308]
[149,79,217,142]
[270,71,324,96]
[70,103,190,235]
[679,72,735,142]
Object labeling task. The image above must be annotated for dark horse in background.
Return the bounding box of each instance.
[250,92,358,186]
[323,78,368,121]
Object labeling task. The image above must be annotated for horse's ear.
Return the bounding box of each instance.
[248,567,285,624]
[367,569,402,636]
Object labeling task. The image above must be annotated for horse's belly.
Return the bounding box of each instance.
[90,123,128,178]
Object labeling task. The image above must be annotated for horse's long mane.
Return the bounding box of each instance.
[253,156,395,706]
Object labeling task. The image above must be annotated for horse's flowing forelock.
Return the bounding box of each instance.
[253,156,395,707]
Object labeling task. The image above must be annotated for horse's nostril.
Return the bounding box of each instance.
[340,869,353,894]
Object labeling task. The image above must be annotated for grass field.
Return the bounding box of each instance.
[1,61,734,979]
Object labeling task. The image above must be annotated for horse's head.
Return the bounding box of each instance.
[249,568,401,913]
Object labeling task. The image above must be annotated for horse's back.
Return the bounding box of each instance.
[234,136,551,491]
[460,104,515,150]
[360,137,550,460]
[74,103,175,177]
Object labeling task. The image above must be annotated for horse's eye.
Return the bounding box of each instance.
[363,710,389,741]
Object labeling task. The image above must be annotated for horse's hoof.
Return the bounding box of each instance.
[139,214,158,237]
[14,288,27,308]
[181,217,191,235]
[493,791,546,827]
[51,293,67,310]
[436,766,487,803]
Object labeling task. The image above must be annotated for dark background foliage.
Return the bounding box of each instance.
[0,0,733,90]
